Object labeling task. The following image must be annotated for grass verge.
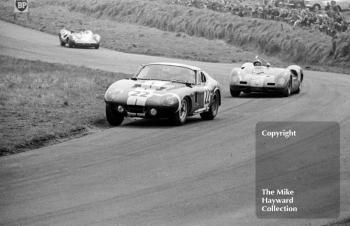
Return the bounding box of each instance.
[324,217,350,225]
[0,55,129,156]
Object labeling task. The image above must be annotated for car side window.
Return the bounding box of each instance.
[200,72,207,84]
[291,70,298,79]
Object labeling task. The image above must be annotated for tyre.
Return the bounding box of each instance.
[171,98,188,125]
[58,35,65,46]
[68,39,75,48]
[200,92,219,120]
[95,43,100,49]
[282,78,292,97]
[295,84,301,94]
[106,104,124,126]
[230,88,241,97]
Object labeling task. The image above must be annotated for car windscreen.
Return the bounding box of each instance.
[136,65,196,84]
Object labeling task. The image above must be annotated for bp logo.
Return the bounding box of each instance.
[14,0,28,12]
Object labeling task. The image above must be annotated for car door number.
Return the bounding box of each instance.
[197,89,210,108]
[128,90,152,98]
[204,89,210,105]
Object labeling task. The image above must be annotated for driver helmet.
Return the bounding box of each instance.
[253,59,262,66]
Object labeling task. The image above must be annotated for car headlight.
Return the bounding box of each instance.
[105,89,123,101]
[162,95,178,106]
[277,77,286,86]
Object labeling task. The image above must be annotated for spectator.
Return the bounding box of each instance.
[171,0,348,36]
[325,2,331,11]
[331,0,340,13]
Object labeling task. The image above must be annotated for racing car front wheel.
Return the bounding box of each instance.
[200,92,219,120]
[58,36,65,46]
[230,88,241,97]
[95,44,100,49]
[171,98,188,125]
[282,78,292,97]
[68,40,75,48]
[106,104,124,126]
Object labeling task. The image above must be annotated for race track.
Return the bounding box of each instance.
[1,21,350,226]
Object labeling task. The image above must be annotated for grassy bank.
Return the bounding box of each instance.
[0,55,128,156]
[57,0,349,71]
[0,0,266,64]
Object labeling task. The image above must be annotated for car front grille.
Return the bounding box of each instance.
[125,105,145,113]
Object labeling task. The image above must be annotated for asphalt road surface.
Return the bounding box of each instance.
[1,21,350,226]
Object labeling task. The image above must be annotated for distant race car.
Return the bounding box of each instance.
[229,57,304,97]
[104,62,221,125]
[58,28,101,49]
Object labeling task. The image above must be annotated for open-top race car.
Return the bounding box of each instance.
[229,57,304,97]
[58,28,101,49]
[104,62,221,125]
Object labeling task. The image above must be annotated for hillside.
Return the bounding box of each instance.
[1,0,349,72]
[59,0,349,68]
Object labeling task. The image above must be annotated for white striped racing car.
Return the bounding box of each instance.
[229,57,304,97]
[58,28,101,49]
[104,62,221,125]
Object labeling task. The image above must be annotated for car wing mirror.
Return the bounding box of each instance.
[185,82,193,88]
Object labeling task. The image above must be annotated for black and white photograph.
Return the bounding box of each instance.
[0,0,349,225]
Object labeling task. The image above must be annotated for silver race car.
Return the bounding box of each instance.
[229,57,304,97]
[104,62,221,126]
[58,28,101,49]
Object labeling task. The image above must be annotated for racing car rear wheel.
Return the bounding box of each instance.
[282,78,292,97]
[171,98,188,125]
[106,104,124,126]
[59,35,65,46]
[95,44,100,49]
[200,92,219,120]
[230,88,241,97]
